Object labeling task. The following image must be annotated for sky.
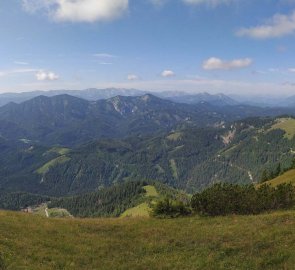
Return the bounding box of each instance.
[1,0,295,96]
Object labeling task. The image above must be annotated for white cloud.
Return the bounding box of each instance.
[237,11,295,39]
[11,69,37,74]
[127,74,139,81]
[182,0,232,7]
[161,70,175,77]
[36,70,59,81]
[99,62,113,65]
[14,61,29,65]
[288,68,295,73]
[0,68,37,77]
[22,0,129,23]
[94,53,117,58]
[202,57,252,70]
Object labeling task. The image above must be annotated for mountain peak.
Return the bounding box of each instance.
[139,94,160,102]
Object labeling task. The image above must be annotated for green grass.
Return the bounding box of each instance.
[166,132,183,141]
[270,118,295,139]
[120,203,150,218]
[144,185,159,197]
[36,156,71,174]
[260,169,295,187]
[47,208,72,218]
[170,159,178,179]
[0,210,294,269]
[32,204,72,218]
[47,147,70,155]
[120,185,159,217]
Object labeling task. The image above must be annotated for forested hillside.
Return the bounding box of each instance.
[1,115,295,198]
[48,181,146,217]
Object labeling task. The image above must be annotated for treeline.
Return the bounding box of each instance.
[48,181,146,217]
[0,191,50,210]
[153,183,295,217]
[191,183,294,216]
[260,160,295,183]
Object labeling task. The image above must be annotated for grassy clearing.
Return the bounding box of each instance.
[47,208,72,218]
[270,118,295,139]
[170,159,178,179]
[47,147,70,155]
[220,144,239,157]
[32,204,72,218]
[144,185,159,197]
[120,203,150,218]
[36,156,70,174]
[0,210,294,269]
[120,185,159,217]
[166,132,183,141]
[260,169,295,187]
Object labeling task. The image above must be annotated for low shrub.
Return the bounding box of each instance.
[191,183,294,216]
[152,198,191,218]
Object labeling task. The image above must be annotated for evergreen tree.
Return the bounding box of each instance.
[260,169,269,183]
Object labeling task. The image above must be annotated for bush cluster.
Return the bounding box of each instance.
[191,183,294,216]
[152,183,294,217]
[152,198,191,218]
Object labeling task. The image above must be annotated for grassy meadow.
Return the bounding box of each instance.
[268,169,295,186]
[270,117,295,139]
[260,169,295,187]
[0,210,294,270]
[120,185,159,217]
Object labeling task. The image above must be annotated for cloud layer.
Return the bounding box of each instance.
[237,11,295,39]
[22,0,234,23]
[203,57,252,70]
[161,70,175,77]
[127,74,139,81]
[22,0,129,22]
[36,71,59,81]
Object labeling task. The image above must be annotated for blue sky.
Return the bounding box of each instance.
[1,0,295,96]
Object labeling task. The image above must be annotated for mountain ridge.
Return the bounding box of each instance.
[0,93,247,146]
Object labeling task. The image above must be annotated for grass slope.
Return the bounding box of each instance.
[47,147,70,155]
[33,203,72,218]
[262,169,295,187]
[271,117,295,139]
[143,185,159,197]
[120,203,150,218]
[120,185,159,217]
[0,210,294,269]
[36,156,70,175]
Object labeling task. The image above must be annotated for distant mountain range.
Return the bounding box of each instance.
[163,92,238,106]
[1,88,295,108]
[1,93,295,146]
[0,88,143,107]
[0,94,234,146]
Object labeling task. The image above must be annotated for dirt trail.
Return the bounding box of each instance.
[45,208,49,218]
